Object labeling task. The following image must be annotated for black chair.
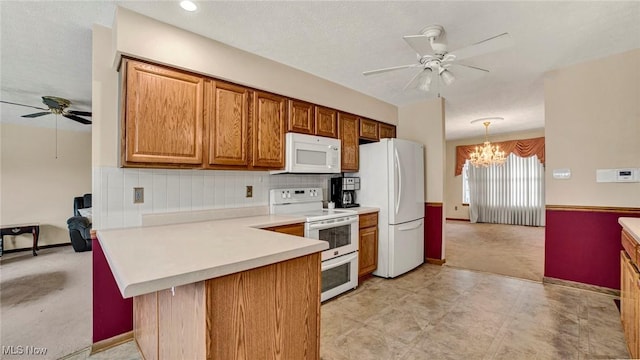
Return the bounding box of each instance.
[67,194,92,252]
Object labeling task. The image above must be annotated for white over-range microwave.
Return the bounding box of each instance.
[270,133,341,174]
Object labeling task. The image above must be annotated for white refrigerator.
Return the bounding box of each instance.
[354,138,425,278]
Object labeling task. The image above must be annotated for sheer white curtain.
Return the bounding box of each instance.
[468,153,545,226]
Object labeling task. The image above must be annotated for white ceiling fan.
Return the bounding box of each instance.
[363,25,513,93]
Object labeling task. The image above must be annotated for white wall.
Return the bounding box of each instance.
[445,128,545,220]
[1,123,92,249]
[545,49,640,207]
[397,98,445,203]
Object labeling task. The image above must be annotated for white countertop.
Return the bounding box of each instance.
[352,206,380,215]
[97,215,328,298]
[620,217,640,244]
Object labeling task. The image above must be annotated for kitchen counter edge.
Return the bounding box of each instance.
[97,215,328,298]
[351,206,380,215]
[619,217,640,244]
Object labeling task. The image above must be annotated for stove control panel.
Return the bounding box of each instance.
[269,187,324,205]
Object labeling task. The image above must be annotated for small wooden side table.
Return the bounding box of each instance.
[0,223,40,257]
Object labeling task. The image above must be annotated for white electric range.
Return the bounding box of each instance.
[269,187,359,301]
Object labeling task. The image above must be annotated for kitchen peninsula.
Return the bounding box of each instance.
[98,214,328,360]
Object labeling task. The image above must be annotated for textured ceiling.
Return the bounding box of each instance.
[1,1,639,138]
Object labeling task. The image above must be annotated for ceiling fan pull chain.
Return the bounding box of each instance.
[55,114,58,159]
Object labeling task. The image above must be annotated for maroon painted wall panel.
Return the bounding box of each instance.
[425,203,443,260]
[545,209,640,290]
[92,238,133,342]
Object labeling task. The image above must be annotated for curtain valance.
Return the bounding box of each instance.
[455,136,545,176]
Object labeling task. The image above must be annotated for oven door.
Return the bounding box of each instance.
[305,215,358,261]
[321,252,358,302]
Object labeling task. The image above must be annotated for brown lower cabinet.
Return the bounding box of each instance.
[134,253,320,360]
[263,223,304,237]
[621,230,640,358]
[359,212,378,277]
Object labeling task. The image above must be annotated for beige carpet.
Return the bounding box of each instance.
[1,246,92,360]
[445,221,544,282]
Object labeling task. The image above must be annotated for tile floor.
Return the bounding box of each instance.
[69,264,629,360]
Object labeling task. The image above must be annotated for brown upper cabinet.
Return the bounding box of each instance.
[252,91,287,169]
[122,59,204,166]
[379,123,396,139]
[204,80,249,168]
[359,118,379,141]
[286,102,338,139]
[287,99,314,135]
[315,106,338,138]
[120,57,392,171]
[338,112,359,172]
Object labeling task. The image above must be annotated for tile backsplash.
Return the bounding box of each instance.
[93,167,335,230]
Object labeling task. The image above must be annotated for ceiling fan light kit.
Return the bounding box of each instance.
[362,24,511,93]
[440,69,455,85]
[469,118,506,168]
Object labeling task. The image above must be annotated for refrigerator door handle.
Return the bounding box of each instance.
[398,220,423,231]
[394,148,402,215]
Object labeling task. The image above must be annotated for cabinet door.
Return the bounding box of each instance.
[315,106,338,138]
[287,100,314,135]
[621,251,639,359]
[205,81,249,167]
[252,91,286,169]
[379,123,396,139]
[123,59,204,165]
[338,112,359,172]
[359,226,378,277]
[359,118,379,141]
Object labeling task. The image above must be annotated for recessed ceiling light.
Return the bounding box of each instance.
[180,0,197,12]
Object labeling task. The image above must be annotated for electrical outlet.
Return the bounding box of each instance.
[246,185,253,198]
[134,187,144,204]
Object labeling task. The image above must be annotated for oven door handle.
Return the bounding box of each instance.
[321,252,358,271]
[307,217,357,231]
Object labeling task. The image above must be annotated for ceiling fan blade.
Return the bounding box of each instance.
[0,100,48,111]
[402,35,433,56]
[450,32,513,61]
[63,113,92,125]
[449,63,490,73]
[68,110,92,117]
[363,64,420,76]
[22,111,51,118]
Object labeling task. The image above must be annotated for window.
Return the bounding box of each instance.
[462,162,470,204]
[464,154,545,226]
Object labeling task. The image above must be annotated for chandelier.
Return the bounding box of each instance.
[469,120,506,167]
